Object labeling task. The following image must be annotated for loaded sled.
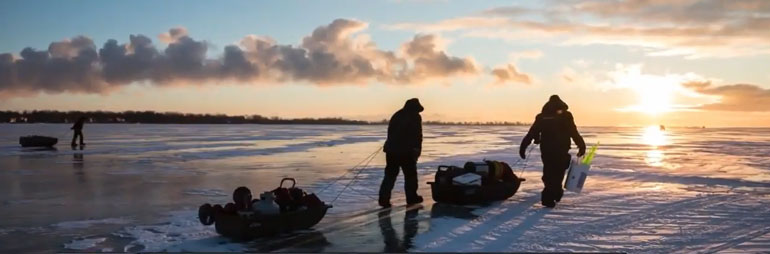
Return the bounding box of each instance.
[19,135,58,147]
[428,160,524,205]
[198,178,332,241]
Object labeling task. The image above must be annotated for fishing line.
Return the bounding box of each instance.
[330,147,382,203]
[517,144,538,178]
[58,128,71,140]
[316,146,381,195]
[342,147,382,201]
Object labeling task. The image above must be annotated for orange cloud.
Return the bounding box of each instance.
[387,0,770,58]
[684,81,770,112]
[491,64,532,85]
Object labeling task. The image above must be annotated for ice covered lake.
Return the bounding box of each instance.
[1,124,770,253]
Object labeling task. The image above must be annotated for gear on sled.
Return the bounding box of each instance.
[197,178,332,241]
[427,160,525,205]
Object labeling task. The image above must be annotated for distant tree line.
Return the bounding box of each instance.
[0,110,528,126]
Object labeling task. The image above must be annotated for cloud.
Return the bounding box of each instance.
[386,0,770,58]
[0,19,480,96]
[683,81,770,112]
[158,27,188,43]
[401,34,478,81]
[383,17,510,32]
[490,64,531,85]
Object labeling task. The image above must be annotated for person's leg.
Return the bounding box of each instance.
[401,154,421,204]
[541,152,571,207]
[78,130,84,145]
[71,131,78,146]
[540,153,558,207]
[552,153,571,202]
[379,152,400,207]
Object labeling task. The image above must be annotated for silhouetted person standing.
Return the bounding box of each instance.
[379,98,424,207]
[71,116,87,147]
[520,95,585,208]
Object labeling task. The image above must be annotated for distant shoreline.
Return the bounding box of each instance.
[0,110,529,126]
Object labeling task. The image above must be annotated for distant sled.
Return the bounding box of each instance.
[19,135,58,147]
[428,161,524,205]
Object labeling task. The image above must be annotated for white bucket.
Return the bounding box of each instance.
[565,158,590,193]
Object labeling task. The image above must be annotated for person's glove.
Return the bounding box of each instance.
[519,145,528,159]
[577,147,586,157]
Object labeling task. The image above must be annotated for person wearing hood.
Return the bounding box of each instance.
[71,116,87,147]
[379,98,424,207]
[520,95,586,208]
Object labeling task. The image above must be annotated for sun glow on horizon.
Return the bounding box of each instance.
[609,65,705,116]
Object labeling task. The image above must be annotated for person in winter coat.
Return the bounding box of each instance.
[71,116,87,147]
[520,95,586,208]
[379,98,424,207]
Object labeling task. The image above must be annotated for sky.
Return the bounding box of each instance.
[1,0,769,127]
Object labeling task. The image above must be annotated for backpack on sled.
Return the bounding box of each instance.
[427,160,524,205]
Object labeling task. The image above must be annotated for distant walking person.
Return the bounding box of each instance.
[379,98,424,207]
[71,116,87,147]
[520,95,586,208]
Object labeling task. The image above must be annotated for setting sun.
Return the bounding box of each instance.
[609,65,682,115]
[636,83,675,115]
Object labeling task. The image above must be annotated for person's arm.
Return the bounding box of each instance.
[383,119,392,153]
[520,115,541,159]
[413,114,423,158]
[566,112,586,157]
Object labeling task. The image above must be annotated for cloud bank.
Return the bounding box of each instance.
[684,81,770,112]
[387,0,770,58]
[0,19,480,96]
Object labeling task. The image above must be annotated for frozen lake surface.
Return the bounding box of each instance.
[1,124,770,253]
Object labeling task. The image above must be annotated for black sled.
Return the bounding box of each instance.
[198,178,332,241]
[19,135,58,147]
[428,161,524,205]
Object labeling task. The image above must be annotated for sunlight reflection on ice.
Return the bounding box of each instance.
[642,126,668,167]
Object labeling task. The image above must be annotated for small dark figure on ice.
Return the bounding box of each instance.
[520,95,586,208]
[379,98,424,208]
[71,116,87,147]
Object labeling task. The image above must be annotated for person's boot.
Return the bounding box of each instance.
[541,190,555,208]
[406,195,423,205]
[379,196,392,208]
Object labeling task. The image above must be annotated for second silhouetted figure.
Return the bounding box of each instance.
[71,116,87,147]
[520,95,585,208]
[379,98,424,207]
